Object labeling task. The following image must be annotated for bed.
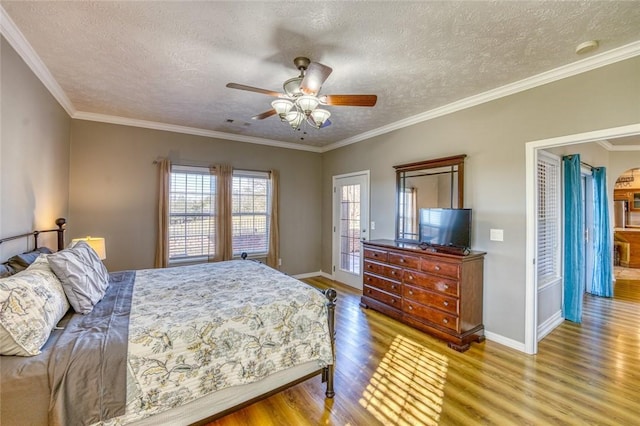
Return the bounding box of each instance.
[0,219,336,425]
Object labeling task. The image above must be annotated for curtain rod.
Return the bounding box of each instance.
[152,160,271,175]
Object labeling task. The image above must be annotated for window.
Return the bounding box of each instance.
[169,165,216,261]
[398,187,418,240]
[232,170,271,256]
[167,166,271,262]
[536,151,561,286]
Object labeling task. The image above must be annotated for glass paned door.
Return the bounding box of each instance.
[333,172,369,289]
[340,184,361,275]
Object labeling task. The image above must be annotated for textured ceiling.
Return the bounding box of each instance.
[2,1,640,151]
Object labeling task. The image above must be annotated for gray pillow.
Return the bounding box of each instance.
[48,241,109,314]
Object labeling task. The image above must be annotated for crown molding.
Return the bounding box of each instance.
[597,138,640,151]
[73,112,323,153]
[322,40,640,153]
[3,2,639,154]
[0,5,76,116]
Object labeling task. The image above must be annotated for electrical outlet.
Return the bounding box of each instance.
[278,258,282,266]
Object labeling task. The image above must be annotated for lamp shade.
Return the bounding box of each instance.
[271,99,294,119]
[285,110,305,129]
[72,236,106,260]
[296,95,320,115]
[310,108,331,127]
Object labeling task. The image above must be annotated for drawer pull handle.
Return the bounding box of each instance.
[391,285,396,290]
[443,284,449,290]
[374,253,379,257]
[408,275,413,280]
[408,305,413,310]
[400,258,404,263]
[408,290,413,296]
[443,301,449,306]
[391,270,396,275]
[391,299,396,304]
[443,318,449,324]
[367,289,371,294]
[366,277,371,282]
[435,265,441,271]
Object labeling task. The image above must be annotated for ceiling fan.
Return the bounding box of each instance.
[226,57,377,131]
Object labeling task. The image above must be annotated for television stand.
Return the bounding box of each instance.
[361,239,485,352]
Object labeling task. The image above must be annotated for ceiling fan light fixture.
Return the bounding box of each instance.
[285,110,305,129]
[296,95,320,116]
[283,76,303,97]
[271,99,294,119]
[310,108,331,128]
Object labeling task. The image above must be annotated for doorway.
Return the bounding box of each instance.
[332,171,370,289]
[525,123,640,354]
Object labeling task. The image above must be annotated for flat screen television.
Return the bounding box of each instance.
[419,208,472,250]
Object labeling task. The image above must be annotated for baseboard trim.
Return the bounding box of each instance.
[484,331,527,353]
[291,271,323,279]
[537,310,564,341]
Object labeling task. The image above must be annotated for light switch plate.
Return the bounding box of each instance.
[490,229,504,241]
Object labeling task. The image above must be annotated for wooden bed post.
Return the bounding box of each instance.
[322,288,337,398]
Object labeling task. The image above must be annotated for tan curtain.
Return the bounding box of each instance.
[215,164,233,261]
[154,158,171,268]
[266,170,280,269]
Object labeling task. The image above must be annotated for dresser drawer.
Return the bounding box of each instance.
[364,247,388,262]
[364,285,401,308]
[364,273,401,295]
[364,260,403,281]
[404,270,459,297]
[403,284,458,315]
[388,252,420,269]
[403,301,459,332]
[421,258,460,279]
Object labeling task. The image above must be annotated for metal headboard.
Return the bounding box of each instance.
[0,218,66,252]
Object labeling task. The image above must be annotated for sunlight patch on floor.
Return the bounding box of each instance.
[359,335,448,426]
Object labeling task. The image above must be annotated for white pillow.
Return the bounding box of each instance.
[0,255,70,356]
[48,241,109,314]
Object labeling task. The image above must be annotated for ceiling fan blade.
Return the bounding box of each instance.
[320,94,378,107]
[226,83,283,97]
[300,62,333,95]
[252,109,278,120]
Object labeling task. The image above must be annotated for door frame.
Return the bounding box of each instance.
[525,123,640,354]
[332,170,370,288]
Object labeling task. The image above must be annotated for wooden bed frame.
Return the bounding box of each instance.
[0,218,337,424]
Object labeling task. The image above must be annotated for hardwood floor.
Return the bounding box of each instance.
[207,277,640,425]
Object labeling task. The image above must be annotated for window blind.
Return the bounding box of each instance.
[537,152,561,286]
[169,165,216,260]
[232,170,270,256]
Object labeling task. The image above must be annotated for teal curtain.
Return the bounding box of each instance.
[591,167,613,297]
[563,155,585,323]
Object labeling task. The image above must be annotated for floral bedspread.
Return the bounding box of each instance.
[106,260,333,424]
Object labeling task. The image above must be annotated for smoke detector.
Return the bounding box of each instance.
[575,40,599,55]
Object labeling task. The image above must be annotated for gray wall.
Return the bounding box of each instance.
[0,37,70,260]
[321,56,640,344]
[69,120,322,274]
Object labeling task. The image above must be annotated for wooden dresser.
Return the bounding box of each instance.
[360,239,485,352]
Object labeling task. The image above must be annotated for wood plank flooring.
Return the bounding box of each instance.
[207,277,640,425]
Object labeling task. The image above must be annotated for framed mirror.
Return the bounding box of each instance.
[394,154,466,241]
